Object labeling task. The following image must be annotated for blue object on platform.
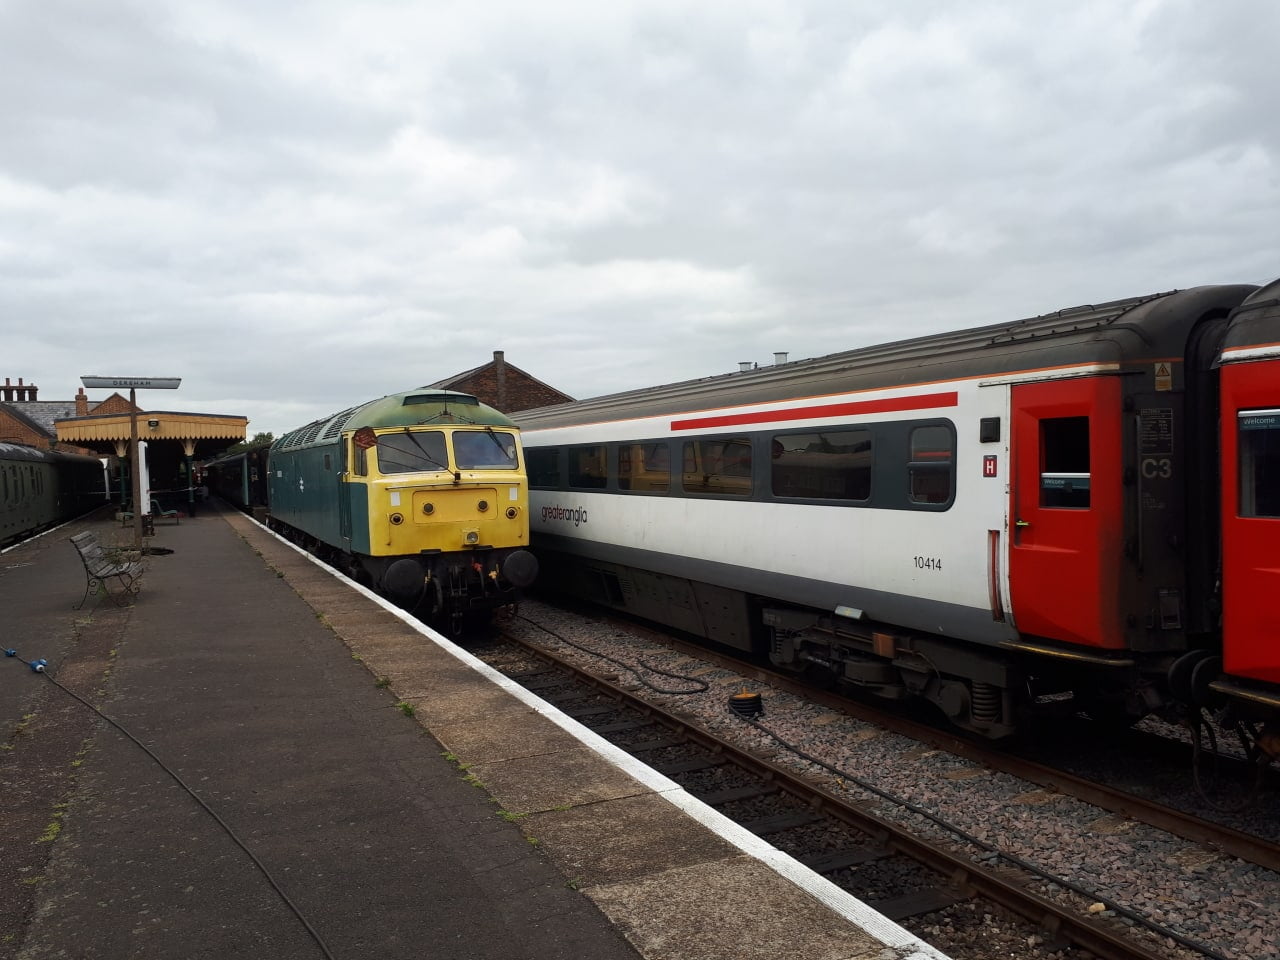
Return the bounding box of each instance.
[30,658,47,673]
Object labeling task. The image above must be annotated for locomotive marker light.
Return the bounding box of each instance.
[81,376,181,551]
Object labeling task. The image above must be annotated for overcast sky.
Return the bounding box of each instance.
[4,0,1277,438]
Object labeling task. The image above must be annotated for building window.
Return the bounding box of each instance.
[618,442,670,492]
[1040,416,1090,508]
[771,429,872,501]
[682,437,752,496]
[1240,410,1280,518]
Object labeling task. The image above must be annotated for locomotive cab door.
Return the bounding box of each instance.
[338,435,353,547]
[1009,377,1125,649]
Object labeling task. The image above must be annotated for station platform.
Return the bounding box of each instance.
[1,504,947,960]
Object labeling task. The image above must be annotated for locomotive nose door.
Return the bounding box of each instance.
[1008,377,1125,650]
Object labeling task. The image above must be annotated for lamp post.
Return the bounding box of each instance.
[81,376,181,551]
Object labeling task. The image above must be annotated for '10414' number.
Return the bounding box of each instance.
[913,556,942,571]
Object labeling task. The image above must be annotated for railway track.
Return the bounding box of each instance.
[636,629,1280,876]
[485,627,1220,960]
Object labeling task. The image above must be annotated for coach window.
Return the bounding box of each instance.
[1239,410,1280,518]
[527,448,560,488]
[568,445,607,489]
[352,438,368,477]
[618,442,670,492]
[682,437,752,496]
[908,424,954,505]
[771,429,872,501]
[1040,416,1090,508]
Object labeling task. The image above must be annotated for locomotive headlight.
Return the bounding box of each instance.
[464,530,479,545]
[477,499,489,512]
[422,502,434,515]
[505,507,518,519]
[390,513,404,525]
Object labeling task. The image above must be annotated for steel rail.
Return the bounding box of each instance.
[498,630,1187,960]
[638,632,1280,876]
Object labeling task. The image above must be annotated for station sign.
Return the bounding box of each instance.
[81,376,181,390]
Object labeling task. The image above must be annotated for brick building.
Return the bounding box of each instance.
[430,351,573,413]
[0,379,122,452]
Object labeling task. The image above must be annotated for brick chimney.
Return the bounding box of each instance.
[493,350,507,410]
[75,387,89,416]
[4,377,37,401]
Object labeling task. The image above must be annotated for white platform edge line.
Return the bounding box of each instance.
[248,516,951,960]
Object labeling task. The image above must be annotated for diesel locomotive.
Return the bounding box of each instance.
[1,442,107,547]
[514,279,1280,750]
[210,388,538,628]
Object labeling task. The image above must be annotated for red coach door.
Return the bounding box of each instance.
[1009,377,1125,650]
[1221,360,1280,682]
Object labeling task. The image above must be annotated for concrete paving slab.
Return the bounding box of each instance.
[586,855,888,960]
[430,710,586,764]
[524,792,740,886]
[468,744,652,815]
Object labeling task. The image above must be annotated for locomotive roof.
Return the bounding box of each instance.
[514,283,1258,429]
[273,388,518,452]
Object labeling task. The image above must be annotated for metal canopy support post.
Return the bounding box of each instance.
[129,388,142,550]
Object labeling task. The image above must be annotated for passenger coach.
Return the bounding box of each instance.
[515,283,1260,737]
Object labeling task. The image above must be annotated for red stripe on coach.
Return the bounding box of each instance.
[670,391,959,431]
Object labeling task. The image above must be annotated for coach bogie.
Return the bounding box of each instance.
[765,605,1019,735]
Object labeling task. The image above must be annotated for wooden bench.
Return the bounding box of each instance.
[70,531,144,608]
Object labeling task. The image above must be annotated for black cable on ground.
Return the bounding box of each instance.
[5,650,337,960]
[515,615,710,695]
[735,712,1229,960]
[1189,708,1266,813]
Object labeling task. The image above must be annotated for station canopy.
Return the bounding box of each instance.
[55,410,248,460]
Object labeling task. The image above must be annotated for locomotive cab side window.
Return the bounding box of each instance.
[1040,416,1091,508]
[771,429,872,501]
[1239,410,1280,518]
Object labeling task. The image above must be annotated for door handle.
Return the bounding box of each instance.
[1015,519,1031,528]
